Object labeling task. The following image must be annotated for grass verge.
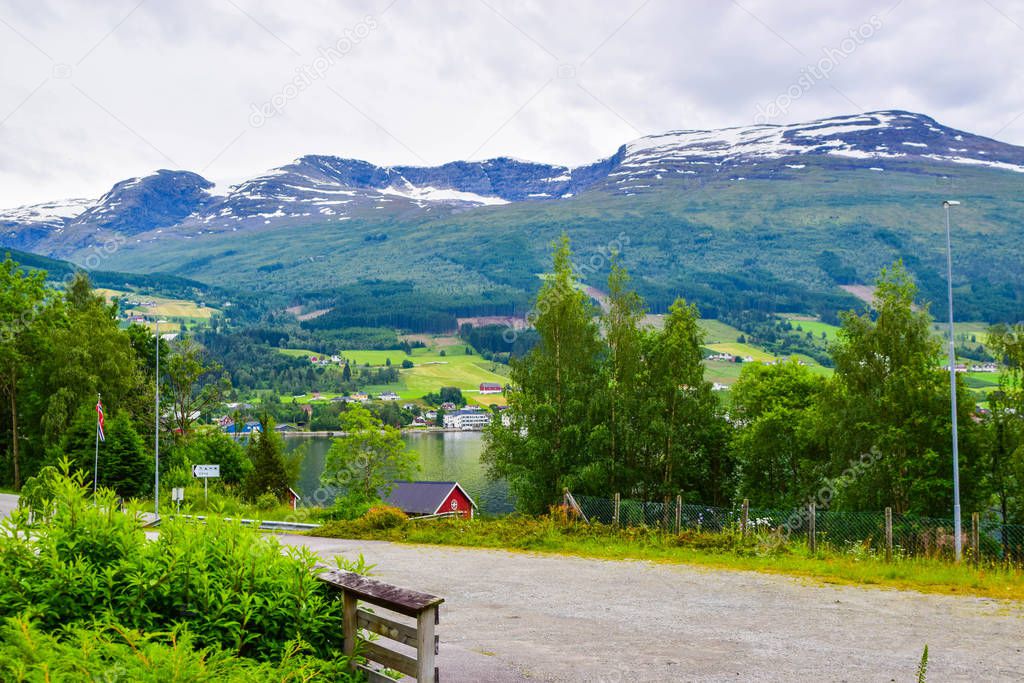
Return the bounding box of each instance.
[314,514,1024,601]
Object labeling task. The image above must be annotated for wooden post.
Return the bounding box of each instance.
[885,507,893,563]
[342,591,358,663]
[971,512,980,565]
[563,487,569,511]
[741,499,749,537]
[808,504,816,554]
[675,494,682,534]
[416,605,438,683]
[613,492,620,528]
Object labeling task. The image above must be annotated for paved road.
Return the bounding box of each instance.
[282,535,1024,682]
[0,493,18,518]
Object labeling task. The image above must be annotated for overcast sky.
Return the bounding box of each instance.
[1,0,1022,206]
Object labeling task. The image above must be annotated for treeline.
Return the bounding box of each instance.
[484,238,1024,525]
[298,280,530,335]
[637,268,857,323]
[459,323,539,360]
[720,311,834,366]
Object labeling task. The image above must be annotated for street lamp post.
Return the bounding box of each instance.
[943,200,962,561]
[155,320,167,520]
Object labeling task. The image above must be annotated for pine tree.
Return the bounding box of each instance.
[242,417,290,501]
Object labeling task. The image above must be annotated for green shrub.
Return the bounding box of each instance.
[0,617,358,681]
[361,505,408,530]
[1,461,362,674]
[256,492,280,511]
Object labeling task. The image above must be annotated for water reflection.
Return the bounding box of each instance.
[287,431,513,514]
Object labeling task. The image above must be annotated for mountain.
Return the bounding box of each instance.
[3,111,1024,323]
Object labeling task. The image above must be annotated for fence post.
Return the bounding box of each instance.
[613,493,620,527]
[741,499,749,537]
[563,487,569,513]
[808,503,816,554]
[971,512,980,565]
[885,507,893,563]
[675,494,682,534]
[342,591,358,663]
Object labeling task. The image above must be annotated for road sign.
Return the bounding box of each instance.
[192,464,220,478]
[171,487,184,501]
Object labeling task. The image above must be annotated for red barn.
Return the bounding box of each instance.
[383,481,477,519]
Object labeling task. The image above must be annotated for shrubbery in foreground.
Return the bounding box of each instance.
[1,462,362,681]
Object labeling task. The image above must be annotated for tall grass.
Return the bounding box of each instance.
[316,513,1024,600]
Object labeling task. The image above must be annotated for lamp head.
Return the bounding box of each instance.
[943,200,961,207]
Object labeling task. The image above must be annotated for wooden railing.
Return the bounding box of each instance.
[316,566,444,682]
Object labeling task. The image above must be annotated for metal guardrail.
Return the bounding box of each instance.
[164,514,321,533]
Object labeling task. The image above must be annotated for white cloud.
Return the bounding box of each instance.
[0,0,1022,207]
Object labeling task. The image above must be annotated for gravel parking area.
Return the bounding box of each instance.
[283,535,1024,682]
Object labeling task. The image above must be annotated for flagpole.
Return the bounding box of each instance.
[94,392,101,495]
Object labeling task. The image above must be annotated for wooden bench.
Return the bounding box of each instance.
[316,566,444,682]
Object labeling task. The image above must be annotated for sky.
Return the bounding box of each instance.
[1,0,1022,207]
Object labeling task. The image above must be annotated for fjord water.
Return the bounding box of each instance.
[289,431,513,514]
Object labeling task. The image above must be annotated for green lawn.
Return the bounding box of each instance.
[782,317,842,342]
[706,342,777,362]
[698,318,746,344]
[333,344,510,404]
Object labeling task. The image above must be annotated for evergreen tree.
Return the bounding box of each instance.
[60,407,152,499]
[242,417,290,501]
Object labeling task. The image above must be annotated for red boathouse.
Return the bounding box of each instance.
[383,481,477,519]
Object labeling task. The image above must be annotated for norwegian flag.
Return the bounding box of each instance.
[96,399,106,442]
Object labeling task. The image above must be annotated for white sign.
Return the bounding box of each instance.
[192,464,220,478]
[171,487,184,501]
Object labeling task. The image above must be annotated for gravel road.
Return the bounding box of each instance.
[282,535,1024,682]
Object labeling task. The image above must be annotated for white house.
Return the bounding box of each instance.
[379,391,400,401]
[443,409,493,431]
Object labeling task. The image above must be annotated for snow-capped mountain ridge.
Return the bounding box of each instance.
[4,110,1024,257]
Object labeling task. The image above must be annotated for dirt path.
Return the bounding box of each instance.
[282,535,1024,682]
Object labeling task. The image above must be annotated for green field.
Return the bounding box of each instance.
[97,287,217,320]
[782,317,841,342]
[284,343,510,405]
[930,322,993,345]
[698,319,746,344]
[706,342,777,362]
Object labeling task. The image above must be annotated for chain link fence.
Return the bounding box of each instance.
[575,494,1024,564]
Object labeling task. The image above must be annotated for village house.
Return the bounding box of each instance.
[479,382,503,395]
[443,409,492,431]
[379,391,400,401]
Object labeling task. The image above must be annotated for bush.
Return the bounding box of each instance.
[1,461,363,675]
[0,617,355,681]
[256,491,280,511]
[361,505,408,530]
